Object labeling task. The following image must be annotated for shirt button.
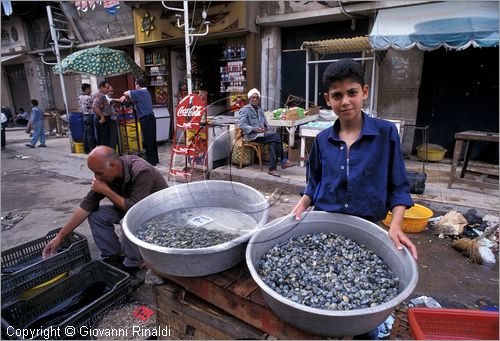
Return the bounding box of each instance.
[340,146,344,150]
[345,204,349,208]
[341,166,345,170]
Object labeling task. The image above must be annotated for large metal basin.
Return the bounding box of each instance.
[246,211,418,337]
[123,180,269,277]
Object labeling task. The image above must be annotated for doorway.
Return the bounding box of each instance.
[5,64,31,114]
[415,47,499,163]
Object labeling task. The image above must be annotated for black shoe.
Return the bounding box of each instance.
[102,255,125,269]
[122,266,140,275]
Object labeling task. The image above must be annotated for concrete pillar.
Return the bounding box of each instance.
[260,27,281,111]
[32,55,55,109]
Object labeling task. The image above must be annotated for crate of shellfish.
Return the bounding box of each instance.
[1,228,92,305]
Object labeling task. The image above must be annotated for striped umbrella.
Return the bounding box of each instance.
[53,45,143,77]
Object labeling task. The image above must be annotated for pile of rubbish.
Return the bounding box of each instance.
[429,209,499,265]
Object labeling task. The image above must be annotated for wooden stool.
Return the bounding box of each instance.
[235,128,263,171]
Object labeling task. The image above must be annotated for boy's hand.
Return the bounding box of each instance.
[292,195,311,220]
[388,226,418,260]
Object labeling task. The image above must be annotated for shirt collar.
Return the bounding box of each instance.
[328,111,379,142]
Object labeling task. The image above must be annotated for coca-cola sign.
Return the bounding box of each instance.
[177,105,204,117]
[175,94,206,126]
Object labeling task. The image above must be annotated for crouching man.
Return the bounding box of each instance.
[43,146,168,274]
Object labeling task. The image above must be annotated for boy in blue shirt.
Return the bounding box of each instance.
[292,59,417,260]
[25,99,46,148]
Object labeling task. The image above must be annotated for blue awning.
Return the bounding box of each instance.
[369,1,499,51]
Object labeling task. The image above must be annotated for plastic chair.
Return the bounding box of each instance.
[235,128,263,171]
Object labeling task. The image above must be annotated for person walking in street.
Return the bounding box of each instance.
[292,59,417,260]
[79,83,96,153]
[25,99,46,148]
[121,78,160,166]
[237,88,295,177]
[42,145,168,276]
[92,81,112,147]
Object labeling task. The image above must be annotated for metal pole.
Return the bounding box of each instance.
[369,54,376,117]
[183,1,192,95]
[266,37,270,110]
[305,50,309,109]
[46,5,69,117]
[314,52,318,106]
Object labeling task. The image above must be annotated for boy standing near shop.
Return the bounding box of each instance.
[292,59,417,260]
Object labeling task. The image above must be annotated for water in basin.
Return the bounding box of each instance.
[135,206,258,249]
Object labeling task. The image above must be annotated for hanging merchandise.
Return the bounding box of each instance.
[103,0,120,15]
[169,94,208,181]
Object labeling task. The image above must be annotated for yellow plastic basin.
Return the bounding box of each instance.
[416,143,446,162]
[383,204,433,233]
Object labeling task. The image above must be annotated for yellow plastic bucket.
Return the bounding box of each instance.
[383,204,434,233]
[73,142,84,154]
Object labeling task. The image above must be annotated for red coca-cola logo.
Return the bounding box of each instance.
[175,94,206,125]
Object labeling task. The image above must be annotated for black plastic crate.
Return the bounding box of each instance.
[1,228,92,305]
[407,171,427,194]
[1,261,131,340]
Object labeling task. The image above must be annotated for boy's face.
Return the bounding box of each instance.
[324,79,368,122]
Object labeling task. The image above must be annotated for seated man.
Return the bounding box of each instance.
[42,145,168,276]
[14,108,30,126]
[237,88,295,177]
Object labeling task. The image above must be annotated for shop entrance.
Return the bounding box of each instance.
[415,46,499,163]
[5,64,31,114]
[170,39,248,117]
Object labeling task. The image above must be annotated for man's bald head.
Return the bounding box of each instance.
[87,146,122,181]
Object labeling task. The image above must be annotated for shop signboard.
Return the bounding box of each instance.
[133,2,250,44]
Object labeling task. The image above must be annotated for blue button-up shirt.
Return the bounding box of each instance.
[304,112,413,222]
[31,106,43,122]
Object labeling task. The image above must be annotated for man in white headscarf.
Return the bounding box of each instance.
[237,88,295,177]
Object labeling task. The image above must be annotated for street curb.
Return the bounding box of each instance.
[209,165,305,195]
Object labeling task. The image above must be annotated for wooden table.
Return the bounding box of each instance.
[267,114,319,153]
[152,263,411,340]
[447,130,499,189]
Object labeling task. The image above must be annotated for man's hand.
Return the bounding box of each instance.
[42,237,62,259]
[91,178,110,195]
[120,95,128,103]
[99,116,106,124]
[253,127,267,133]
[388,226,418,260]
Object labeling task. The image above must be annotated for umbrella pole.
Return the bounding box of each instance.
[47,5,72,149]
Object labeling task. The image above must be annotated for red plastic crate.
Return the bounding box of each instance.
[408,307,499,340]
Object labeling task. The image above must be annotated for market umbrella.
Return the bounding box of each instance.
[53,45,143,77]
